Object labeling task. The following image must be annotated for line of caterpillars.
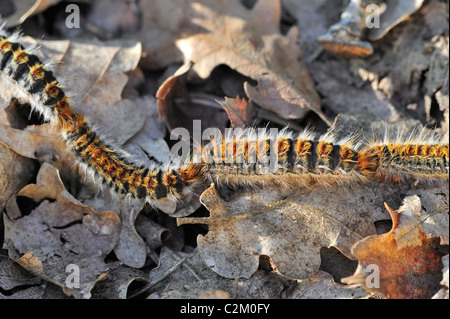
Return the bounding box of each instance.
[0,31,202,204]
[200,129,449,187]
[1,31,449,205]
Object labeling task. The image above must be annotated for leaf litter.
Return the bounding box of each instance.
[0,0,448,299]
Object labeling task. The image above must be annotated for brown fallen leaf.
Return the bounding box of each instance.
[391,195,448,249]
[0,143,36,211]
[0,0,60,27]
[57,39,144,145]
[218,96,256,129]
[342,195,446,299]
[0,123,75,174]
[156,62,230,141]
[3,163,121,298]
[177,181,412,280]
[156,61,194,130]
[175,0,330,125]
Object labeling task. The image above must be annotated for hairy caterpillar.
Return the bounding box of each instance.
[1,27,448,208]
[200,127,448,188]
[0,26,203,206]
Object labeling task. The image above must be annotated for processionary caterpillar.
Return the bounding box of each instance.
[1,27,448,207]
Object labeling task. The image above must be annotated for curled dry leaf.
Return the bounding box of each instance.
[282,0,342,58]
[218,96,256,130]
[0,0,61,27]
[342,195,447,299]
[157,62,230,139]
[156,61,194,131]
[3,163,121,299]
[135,213,171,263]
[176,0,330,125]
[177,181,410,280]
[316,0,374,58]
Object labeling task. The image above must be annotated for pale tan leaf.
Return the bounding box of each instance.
[175,0,330,125]
[3,163,121,299]
[177,181,410,280]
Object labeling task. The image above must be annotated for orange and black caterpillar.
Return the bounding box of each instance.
[201,128,449,188]
[1,28,449,207]
[0,27,203,205]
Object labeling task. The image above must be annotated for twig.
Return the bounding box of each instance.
[127,255,189,299]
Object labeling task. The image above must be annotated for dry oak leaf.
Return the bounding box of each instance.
[149,247,295,299]
[342,195,446,299]
[218,96,256,130]
[0,142,36,211]
[3,163,121,299]
[176,181,406,280]
[175,0,330,125]
[0,123,75,175]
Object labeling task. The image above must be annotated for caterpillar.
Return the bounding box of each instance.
[0,26,203,206]
[1,27,449,208]
[199,127,448,188]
